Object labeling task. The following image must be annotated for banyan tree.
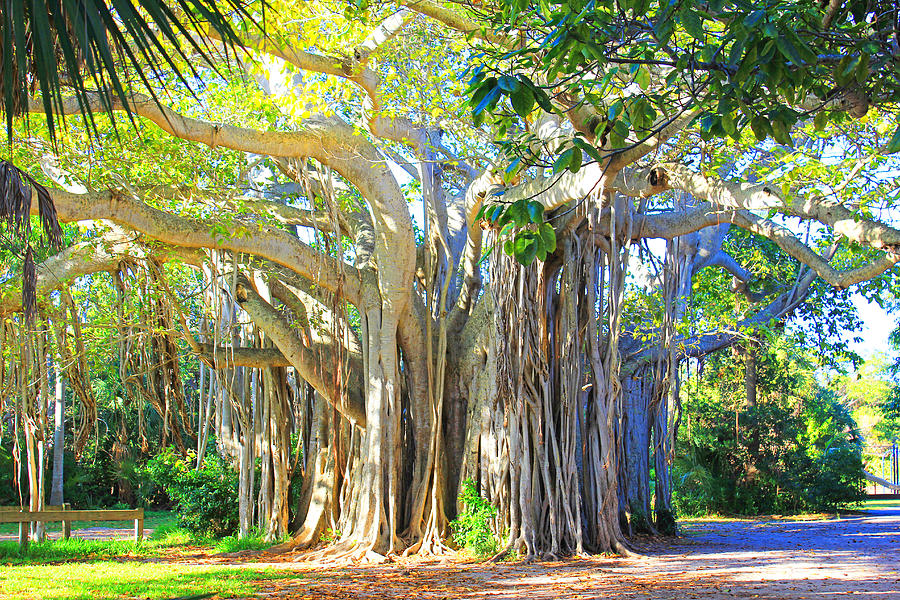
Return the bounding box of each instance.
[2,0,900,558]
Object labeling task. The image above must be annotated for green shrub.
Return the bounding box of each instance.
[144,448,238,537]
[214,534,274,553]
[450,479,500,557]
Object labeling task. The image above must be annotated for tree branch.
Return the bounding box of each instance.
[35,186,364,305]
[0,233,201,315]
[234,275,366,426]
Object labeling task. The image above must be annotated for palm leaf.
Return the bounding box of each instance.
[0,0,262,140]
[0,0,264,318]
[0,159,62,319]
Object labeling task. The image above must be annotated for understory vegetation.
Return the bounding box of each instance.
[673,335,866,516]
[144,447,240,537]
[450,480,501,557]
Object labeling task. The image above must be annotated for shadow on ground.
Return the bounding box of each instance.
[237,503,900,599]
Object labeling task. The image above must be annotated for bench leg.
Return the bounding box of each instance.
[18,522,29,552]
[134,518,143,542]
[62,520,71,540]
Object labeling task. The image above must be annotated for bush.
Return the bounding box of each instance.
[450,479,500,557]
[144,448,238,537]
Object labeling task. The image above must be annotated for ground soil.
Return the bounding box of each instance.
[6,504,899,599]
[241,504,900,599]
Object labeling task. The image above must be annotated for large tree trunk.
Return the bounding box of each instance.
[619,368,654,535]
[653,389,676,534]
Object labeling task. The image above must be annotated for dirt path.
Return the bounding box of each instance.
[233,504,900,599]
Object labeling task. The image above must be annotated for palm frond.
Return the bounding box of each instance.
[0,0,264,318]
[0,0,262,140]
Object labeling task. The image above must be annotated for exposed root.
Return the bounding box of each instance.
[612,539,641,558]
[486,544,514,563]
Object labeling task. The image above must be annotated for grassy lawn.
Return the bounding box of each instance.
[0,562,296,600]
[0,515,296,600]
[861,497,900,511]
[0,520,282,564]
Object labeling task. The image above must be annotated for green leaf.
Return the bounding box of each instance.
[886,123,900,154]
[653,13,675,45]
[679,9,704,41]
[775,36,803,66]
[538,223,557,254]
[635,66,651,90]
[750,116,772,141]
[608,99,623,121]
[573,137,603,162]
[856,52,870,84]
[526,200,545,223]
[513,234,538,265]
[477,245,494,266]
[508,200,530,227]
[770,119,793,146]
[837,55,860,85]
[510,86,535,118]
[721,111,736,136]
[497,75,520,92]
[569,146,583,173]
[473,86,501,116]
[469,80,494,112]
[813,111,829,131]
[743,9,766,29]
[552,147,575,172]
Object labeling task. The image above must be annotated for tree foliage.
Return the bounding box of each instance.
[676,334,865,515]
[145,447,239,537]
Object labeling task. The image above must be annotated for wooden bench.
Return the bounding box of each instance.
[0,506,144,550]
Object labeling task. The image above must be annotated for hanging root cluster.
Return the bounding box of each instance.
[468,194,636,558]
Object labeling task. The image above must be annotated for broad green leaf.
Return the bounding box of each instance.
[539,223,557,254]
[526,200,545,223]
[569,146,583,173]
[886,123,900,154]
[679,9,704,41]
[552,147,575,172]
[510,86,535,117]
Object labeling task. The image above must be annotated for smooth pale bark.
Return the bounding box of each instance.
[49,366,65,507]
[620,370,654,535]
[234,279,366,426]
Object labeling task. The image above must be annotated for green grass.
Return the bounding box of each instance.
[213,534,279,554]
[0,538,155,563]
[0,510,292,599]
[861,497,900,511]
[0,521,277,565]
[0,561,296,600]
